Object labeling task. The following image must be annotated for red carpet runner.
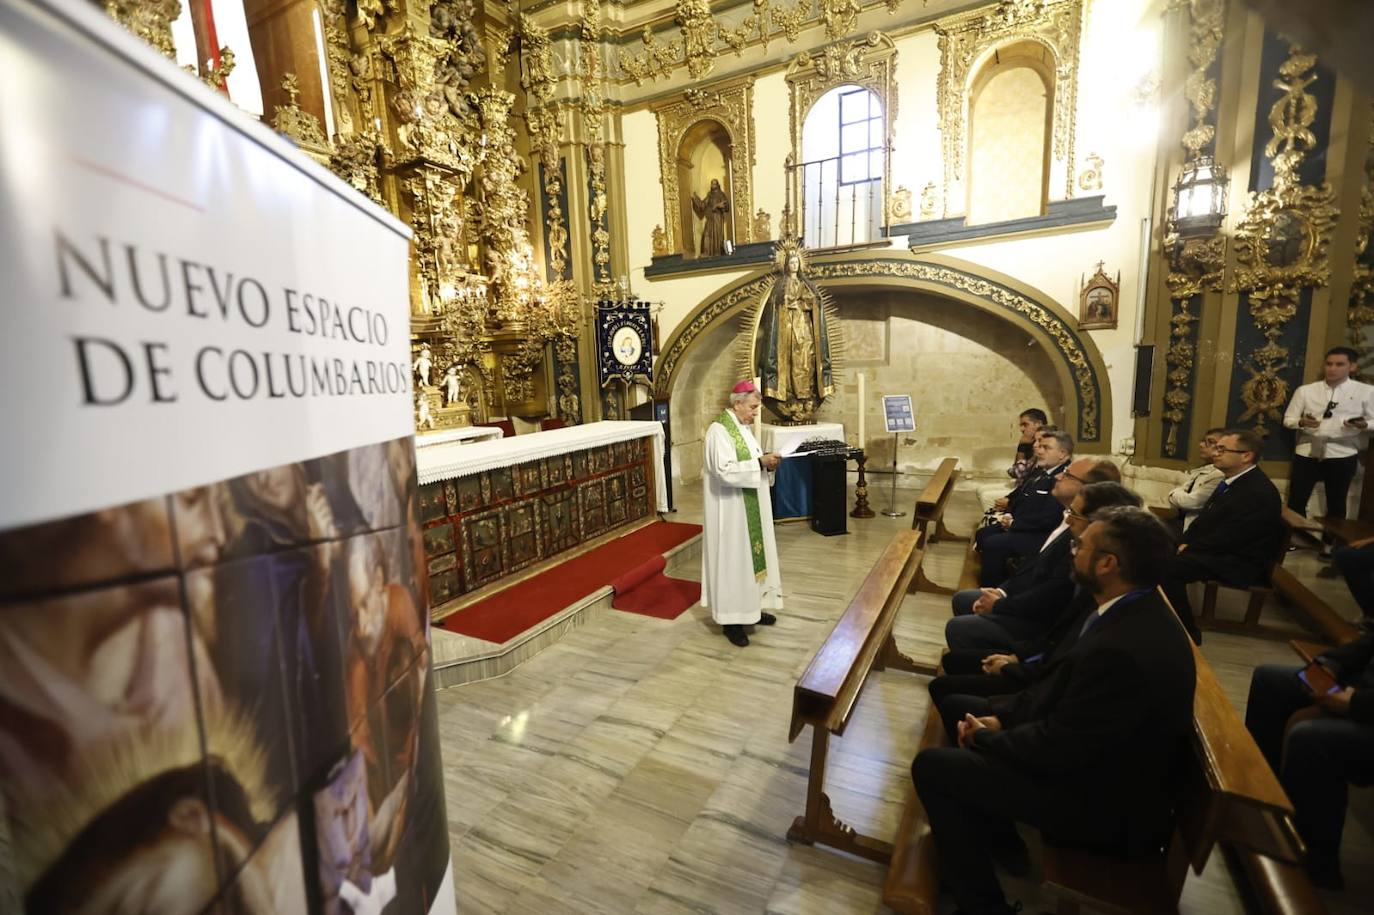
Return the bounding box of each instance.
[438,520,701,642]
[610,554,701,620]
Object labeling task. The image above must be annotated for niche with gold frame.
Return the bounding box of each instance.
[653,77,758,258]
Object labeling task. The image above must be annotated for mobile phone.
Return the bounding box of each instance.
[1296,661,1340,696]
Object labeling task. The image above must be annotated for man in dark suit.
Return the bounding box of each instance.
[947,469,1127,652]
[913,507,1196,915]
[1161,427,1284,643]
[933,481,1144,714]
[974,430,1073,586]
[1244,632,1374,888]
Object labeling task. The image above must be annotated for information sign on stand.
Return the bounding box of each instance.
[880,395,914,517]
[883,395,916,433]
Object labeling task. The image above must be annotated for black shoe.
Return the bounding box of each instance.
[758,612,777,626]
[724,625,749,647]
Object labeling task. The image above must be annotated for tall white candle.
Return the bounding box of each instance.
[753,375,763,446]
[857,372,866,448]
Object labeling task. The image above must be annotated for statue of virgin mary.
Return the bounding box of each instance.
[754,234,834,423]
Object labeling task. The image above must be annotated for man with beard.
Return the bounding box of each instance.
[913,507,1195,915]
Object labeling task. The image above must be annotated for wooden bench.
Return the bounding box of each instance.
[881,588,1312,915]
[883,698,947,914]
[1319,516,1374,546]
[1196,524,1296,640]
[909,457,977,595]
[786,530,936,863]
[911,457,965,544]
[1267,510,1363,645]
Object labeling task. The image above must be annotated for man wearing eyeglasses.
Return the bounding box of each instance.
[1164,427,1226,535]
[1283,346,1374,548]
[974,430,1074,586]
[1162,428,1284,643]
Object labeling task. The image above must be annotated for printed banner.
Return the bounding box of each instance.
[0,2,456,914]
[0,0,413,532]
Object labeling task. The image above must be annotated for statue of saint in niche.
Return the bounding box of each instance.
[691,178,731,257]
[755,236,834,423]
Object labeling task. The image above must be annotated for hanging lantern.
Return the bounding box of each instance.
[1169,154,1229,238]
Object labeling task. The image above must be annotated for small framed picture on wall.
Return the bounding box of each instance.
[1079,262,1120,330]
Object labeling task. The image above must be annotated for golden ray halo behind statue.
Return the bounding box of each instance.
[735,207,845,425]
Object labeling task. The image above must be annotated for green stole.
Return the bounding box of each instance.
[718,410,767,580]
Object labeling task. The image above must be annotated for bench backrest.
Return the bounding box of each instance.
[1157,588,1303,870]
[912,458,959,532]
[789,530,924,741]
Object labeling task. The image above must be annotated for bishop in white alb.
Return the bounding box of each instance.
[700,396,783,626]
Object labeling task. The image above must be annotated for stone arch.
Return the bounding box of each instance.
[654,251,1111,448]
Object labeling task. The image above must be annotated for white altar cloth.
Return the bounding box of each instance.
[759,422,846,454]
[416,426,505,448]
[416,420,668,511]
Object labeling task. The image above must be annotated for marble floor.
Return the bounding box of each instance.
[437,484,1373,914]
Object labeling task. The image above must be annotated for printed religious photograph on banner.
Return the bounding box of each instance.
[0,436,450,915]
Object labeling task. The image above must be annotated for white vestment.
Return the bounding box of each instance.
[700,411,783,624]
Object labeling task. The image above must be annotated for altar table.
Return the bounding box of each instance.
[415,421,667,610]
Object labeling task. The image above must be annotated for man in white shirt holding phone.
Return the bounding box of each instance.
[1282,346,1374,549]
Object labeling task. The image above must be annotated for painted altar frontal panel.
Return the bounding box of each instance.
[419,438,655,609]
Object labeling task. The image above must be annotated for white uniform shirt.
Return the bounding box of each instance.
[1282,378,1374,459]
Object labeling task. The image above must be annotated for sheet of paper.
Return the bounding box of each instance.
[776,431,811,456]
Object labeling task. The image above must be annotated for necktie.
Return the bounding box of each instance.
[1213,480,1230,500]
[1079,610,1101,639]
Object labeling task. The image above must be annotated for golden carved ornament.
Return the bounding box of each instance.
[620,26,681,85]
[1077,152,1103,192]
[379,30,478,175]
[935,0,1082,210]
[518,15,572,286]
[1158,0,1225,455]
[101,0,179,59]
[719,12,760,56]
[272,74,328,152]
[652,225,669,257]
[1180,0,1225,159]
[889,186,913,222]
[1159,232,1224,456]
[199,47,235,93]
[318,2,357,137]
[329,131,384,204]
[676,0,717,80]
[1230,43,1339,431]
[919,182,940,219]
[753,208,773,240]
[822,0,862,40]
[787,33,898,231]
[653,76,758,256]
[765,0,809,46]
